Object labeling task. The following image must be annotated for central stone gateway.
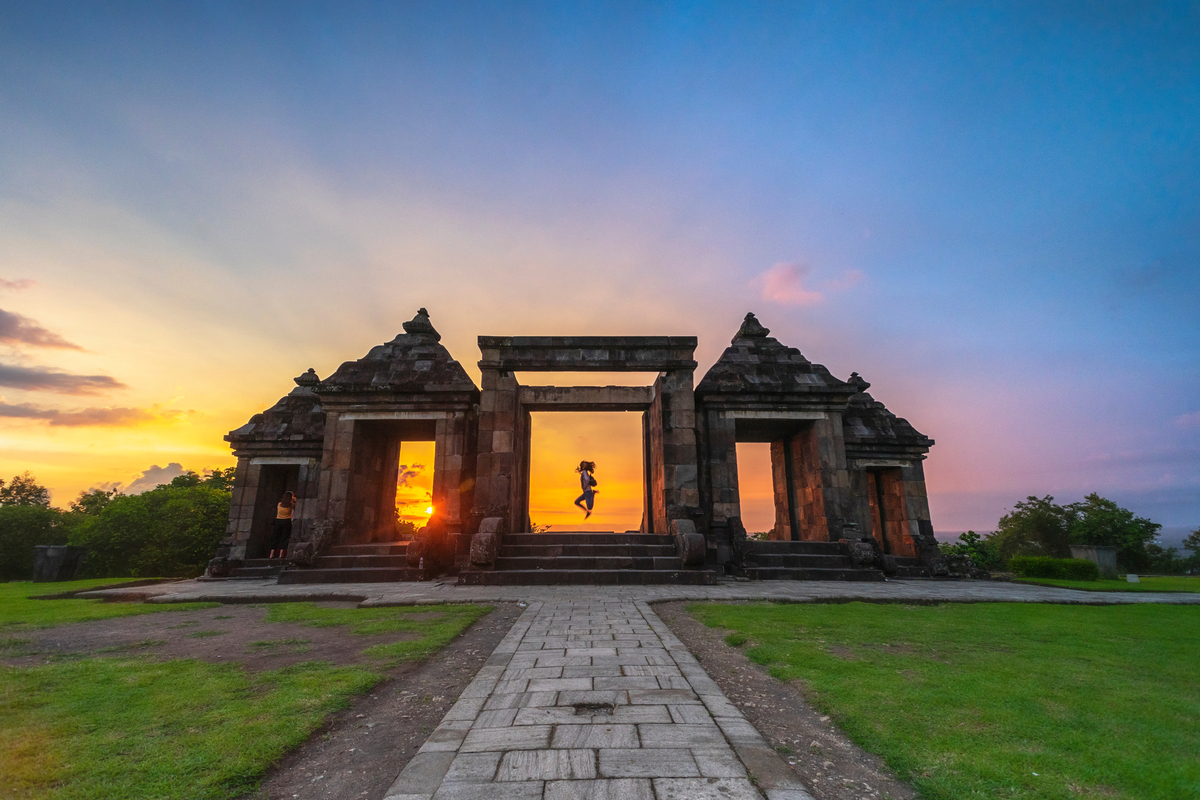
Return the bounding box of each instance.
[213,310,949,583]
[471,334,699,539]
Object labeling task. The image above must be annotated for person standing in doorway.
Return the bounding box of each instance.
[269,491,296,559]
[574,461,598,519]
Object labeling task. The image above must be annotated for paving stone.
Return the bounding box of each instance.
[432,782,544,800]
[551,723,638,748]
[691,747,748,777]
[460,725,551,752]
[593,676,659,690]
[652,777,763,800]
[545,778,654,800]
[445,752,502,783]
[637,723,728,748]
[528,677,594,692]
[668,704,716,724]
[387,751,457,795]
[497,749,596,780]
[472,709,518,728]
[597,748,699,777]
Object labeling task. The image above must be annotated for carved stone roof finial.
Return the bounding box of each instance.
[847,372,871,392]
[732,312,770,344]
[294,368,319,387]
[402,307,441,342]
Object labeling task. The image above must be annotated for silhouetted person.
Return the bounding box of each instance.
[269,491,295,558]
[574,461,598,519]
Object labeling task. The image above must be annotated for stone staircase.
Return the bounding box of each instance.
[740,540,886,581]
[458,532,720,586]
[276,542,422,584]
[225,558,288,580]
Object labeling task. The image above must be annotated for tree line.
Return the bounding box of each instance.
[940,493,1200,575]
[0,470,234,581]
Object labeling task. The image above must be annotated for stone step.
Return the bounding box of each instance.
[742,566,885,582]
[503,532,667,547]
[308,554,412,569]
[327,542,410,556]
[227,565,286,579]
[501,544,678,558]
[743,553,857,569]
[458,569,720,586]
[278,566,425,584]
[494,556,684,571]
[890,557,930,578]
[744,540,847,555]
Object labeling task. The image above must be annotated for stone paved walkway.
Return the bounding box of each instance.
[383,598,813,800]
[77,578,1197,799]
[82,577,1200,606]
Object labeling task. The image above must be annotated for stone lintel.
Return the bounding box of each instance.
[248,456,319,466]
[719,410,826,421]
[519,385,655,411]
[340,410,455,421]
[850,459,914,469]
[479,336,698,372]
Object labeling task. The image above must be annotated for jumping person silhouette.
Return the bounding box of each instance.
[574,460,598,519]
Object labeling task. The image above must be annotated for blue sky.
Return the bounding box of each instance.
[1,2,1197,538]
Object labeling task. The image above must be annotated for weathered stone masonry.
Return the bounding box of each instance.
[213,309,942,578]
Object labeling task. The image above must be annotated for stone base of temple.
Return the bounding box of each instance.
[276,542,426,584]
[457,532,721,586]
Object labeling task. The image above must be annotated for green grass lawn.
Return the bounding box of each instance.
[690,601,1200,800]
[1014,575,1200,593]
[1,579,219,634]
[1,587,492,800]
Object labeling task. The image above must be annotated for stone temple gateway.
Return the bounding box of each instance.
[209,310,949,584]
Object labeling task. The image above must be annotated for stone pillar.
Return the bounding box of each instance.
[317,411,355,535]
[651,370,699,534]
[225,458,257,560]
[432,411,470,532]
[788,414,852,541]
[705,410,740,528]
[769,441,794,540]
[471,369,521,533]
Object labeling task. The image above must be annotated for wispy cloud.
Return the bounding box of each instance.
[0,278,35,291]
[0,308,83,350]
[125,463,187,494]
[397,462,426,488]
[0,362,125,394]
[1175,411,1200,429]
[754,262,865,306]
[0,400,190,426]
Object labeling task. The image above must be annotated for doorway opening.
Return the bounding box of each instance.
[249,464,300,558]
[527,411,645,533]
[734,442,775,536]
[395,440,436,540]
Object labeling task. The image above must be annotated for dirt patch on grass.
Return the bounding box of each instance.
[3,602,429,673]
[4,599,523,800]
[248,603,524,800]
[656,601,917,800]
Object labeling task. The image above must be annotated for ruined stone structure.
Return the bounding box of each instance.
[210,310,944,583]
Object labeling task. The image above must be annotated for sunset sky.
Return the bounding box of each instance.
[1,3,1197,542]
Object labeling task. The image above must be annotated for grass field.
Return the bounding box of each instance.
[1,585,491,800]
[690,601,1200,800]
[1014,575,1200,593]
[1,579,218,633]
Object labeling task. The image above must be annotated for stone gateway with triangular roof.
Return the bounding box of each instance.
[209,311,950,583]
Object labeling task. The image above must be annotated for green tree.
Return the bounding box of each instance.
[0,505,67,579]
[1066,493,1162,573]
[69,484,231,578]
[991,496,1073,561]
[69,487,122,516]
[202,467,236,491]
[939,530,1002,571]
[0,471,51,507]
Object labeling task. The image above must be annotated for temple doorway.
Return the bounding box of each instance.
[527,411,645,533]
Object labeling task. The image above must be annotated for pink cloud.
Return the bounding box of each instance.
[1174,411,1200,428]
[755,263,865,306]
[757,263,824,306]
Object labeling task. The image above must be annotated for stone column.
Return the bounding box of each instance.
[789,414,852,541]
[768,441,795,540]
[651,369,699,534]
[705,410,740,528]
[471,369,520,533]
[224,458,258,560]
[317,410,355,536]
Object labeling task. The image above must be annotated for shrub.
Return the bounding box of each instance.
[0,505,68,580]
[1009,556,1099,581]
[69,485,230,578]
